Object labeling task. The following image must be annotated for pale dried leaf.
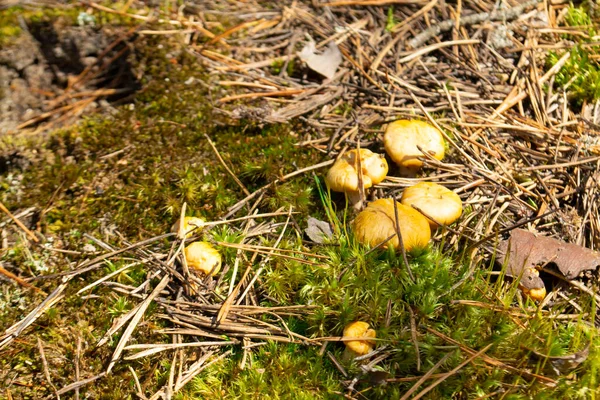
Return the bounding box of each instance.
[299,41,342,80]
[305,217,333,244]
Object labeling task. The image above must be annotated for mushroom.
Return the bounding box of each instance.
[184,241,221,276]
[517,267,547,302]
[171,216,206,239]
[521,286,547,302]
[343,321,376,358]
[383,120,445,175]
[325,149,388,209]
[352,198,430,252]
[400,182,462,229]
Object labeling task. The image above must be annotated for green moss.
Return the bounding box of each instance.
[270,59,286,75]
[385,6,398,32]
[247,188,600,398]
[0,7,328,396]
[1,54,322,239]
[0,7,25,45]
[178,342,342,399]
[0,24,22,46]
[0,5,82,43]
[0,7,326,397]
[548,46,600,105]
[564,4,595,34]
[546,5,600,106]
[332,102,353,116]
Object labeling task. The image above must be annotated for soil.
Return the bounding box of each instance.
[0,17,138,135]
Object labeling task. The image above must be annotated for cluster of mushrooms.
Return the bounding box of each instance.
[326,119,463,252]
[168,120,537,360]
[169,120,465,360]
[327,119,464,358]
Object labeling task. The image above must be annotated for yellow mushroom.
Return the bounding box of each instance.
[184,241,221,276]
[171,216,206,239]
[343,321,376,357]
[352,198,430,252]
[383,120,445,175]
[325,149,388,208]
[400,182,462,229]
[520,286,547,302]
[518,267,547,302]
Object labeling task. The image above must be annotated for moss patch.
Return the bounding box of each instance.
[546,4,600,106]
[0,13,324,399]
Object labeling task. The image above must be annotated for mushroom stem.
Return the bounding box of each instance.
[347,191,364,210]
[398,165,419,178]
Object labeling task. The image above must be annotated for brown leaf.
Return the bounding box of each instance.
[497,229,600,290]
[523,342,591,376]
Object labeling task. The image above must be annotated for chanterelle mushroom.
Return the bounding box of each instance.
[521,284,547,302]
[325,149,388,209]
[171,216,206,239]
[184,241,221,276]
[352,198,430,252]
[383,120,445,175]
[343,321,376,357]
[401,182,462,228]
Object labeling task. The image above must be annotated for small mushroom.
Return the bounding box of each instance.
[325,149,388,209]
[171,216,206,239]
[383,120,445,175]
[343,321,376,358]
[184,241,221,276]
[521,286,547,302]
[517,267,547,302]
[400,182,462,229]
[352,198,430,252]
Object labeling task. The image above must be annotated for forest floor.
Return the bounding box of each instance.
[2,1,600,399]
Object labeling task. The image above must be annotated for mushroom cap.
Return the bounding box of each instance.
[521,286,547,302]
[518,267,546,301]
[352,198,431,252]
[400,182,462,228]
[325,149,388,193]
[184,241,222,276]
[171,216,206,239]
[383,120,445,170]
[343,321,376,356]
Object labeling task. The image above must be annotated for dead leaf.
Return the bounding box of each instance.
[299,40,342,80]
[305,217,333,244]
[497,229,600,290]
[523,342,590,376]
[363,370,391,386]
